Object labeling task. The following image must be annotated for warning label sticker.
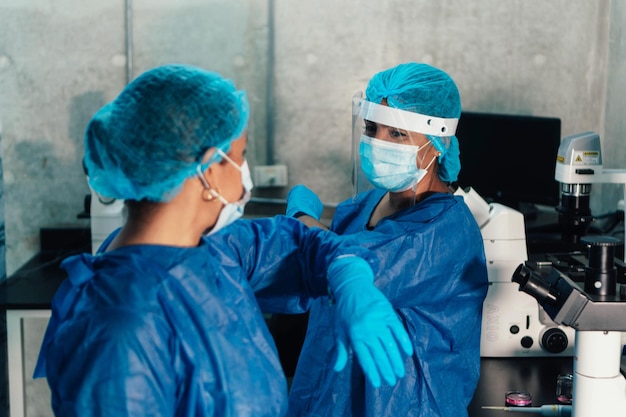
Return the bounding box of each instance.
[573,151,600,165]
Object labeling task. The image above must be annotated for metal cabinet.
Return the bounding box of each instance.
[6,310,53,417]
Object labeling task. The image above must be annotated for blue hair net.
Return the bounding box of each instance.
[84,64,249,202]
[365,62,462,183]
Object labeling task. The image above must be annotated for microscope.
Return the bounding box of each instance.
[513,236,626,417]
[455,187,575,357]
[510,131,626,416]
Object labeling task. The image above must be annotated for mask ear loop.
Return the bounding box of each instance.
[413,138,441,171]
[408,150,443,198]
[196,165,227,204]
[422,152,440,171]
[202,189,222,202]
[216,149,244,171]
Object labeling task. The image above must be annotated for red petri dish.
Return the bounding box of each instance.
[505,390,532,407]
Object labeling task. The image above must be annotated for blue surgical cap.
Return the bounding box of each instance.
[365,62,462,183]
[84,64,250,202]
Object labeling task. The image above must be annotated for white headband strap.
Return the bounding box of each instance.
[358,99,458,137]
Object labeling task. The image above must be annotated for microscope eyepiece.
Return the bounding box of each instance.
[512,264,558,305]
[512,264,531,286]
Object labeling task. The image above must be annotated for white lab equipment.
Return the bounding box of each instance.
[455,187,575,356]
[89,188,125,254]
[554,131,626,259]
[513,131,626,417]
[513,236,626,417]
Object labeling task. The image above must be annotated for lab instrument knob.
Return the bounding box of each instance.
[520,336,534,349]
[541,327,568,354]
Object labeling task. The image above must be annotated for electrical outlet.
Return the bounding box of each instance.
[254,165,288,187]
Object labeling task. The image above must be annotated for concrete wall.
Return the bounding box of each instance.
[0,122,5,281]
[0,0,623,276]
[602,0,626,216]
[0,0,269,275]
[273,1,613,205]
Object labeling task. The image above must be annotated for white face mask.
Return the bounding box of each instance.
[197,150,254,235]
[359,135,437,192]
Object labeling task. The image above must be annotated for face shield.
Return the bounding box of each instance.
[351,92,459,200]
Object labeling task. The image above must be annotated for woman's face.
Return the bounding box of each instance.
[364,119,429,145]
[362,99,439,168]
[363,119,437,169]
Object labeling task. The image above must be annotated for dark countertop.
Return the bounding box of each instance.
[0,226,90,309]
[0,251,70,309]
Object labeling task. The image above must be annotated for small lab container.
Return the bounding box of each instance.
[505,390,532,407]
[556,373,573,404]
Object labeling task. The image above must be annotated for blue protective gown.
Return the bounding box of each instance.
[35,216,374,417]
[287,190,489,417]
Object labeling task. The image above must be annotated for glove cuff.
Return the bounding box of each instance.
[327,255,374,296]
[292,211,310,219]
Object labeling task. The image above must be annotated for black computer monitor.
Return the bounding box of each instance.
[456,111,562,210]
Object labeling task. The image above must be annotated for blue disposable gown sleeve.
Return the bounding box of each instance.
[205,215,376,314]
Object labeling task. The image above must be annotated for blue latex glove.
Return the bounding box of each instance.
[327,255,414,387]
[286,184,324,220]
